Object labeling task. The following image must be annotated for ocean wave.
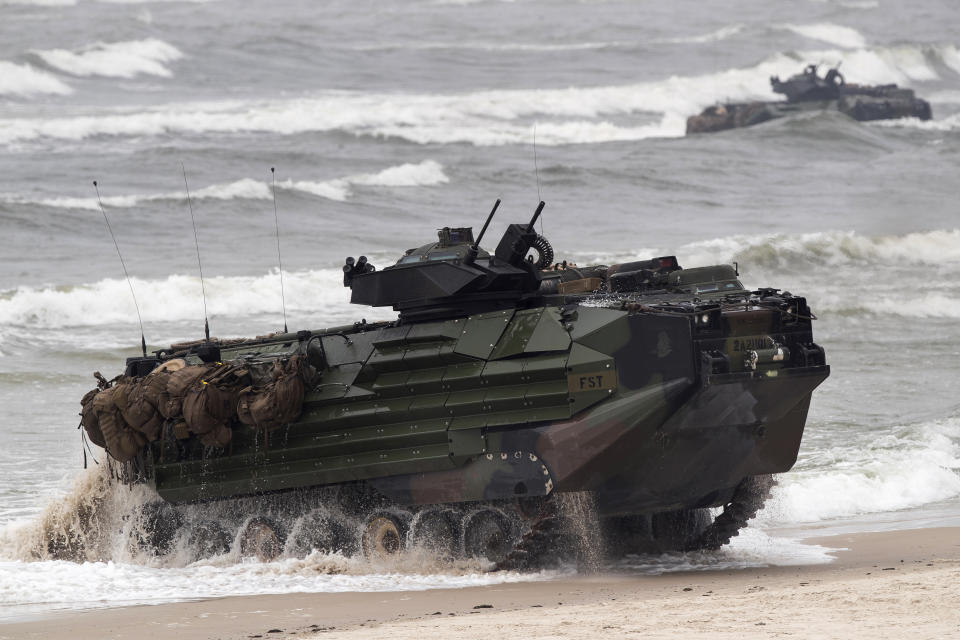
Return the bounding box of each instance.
[779,23,867,49]
[0,61,72,97]
[1,160,448,210]
[31,39,183,79]
[3,228,959,332]
[675,228,960,270]
[760,417,960,524]
[0,268,399,333]
[0,42,954,146]
[658,24,744,45]
[870,113,960,132]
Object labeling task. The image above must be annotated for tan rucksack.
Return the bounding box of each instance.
[93,385,147,462]
[237,356,306,430]
[80,388,107,449]
[159,363,216,419]
[181,362,251,448]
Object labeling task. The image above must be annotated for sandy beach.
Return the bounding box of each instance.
[3,526,957,640]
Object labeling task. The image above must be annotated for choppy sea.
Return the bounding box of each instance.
[1,0,959,622]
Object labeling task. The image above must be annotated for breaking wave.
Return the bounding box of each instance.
[1,160,448,210]
[870,112,960,132]
[2,43,956,146]
[675,228,960,270]
[2,228,958,339]
[0,61,72,97]
[760,417,960,524]
[31,39,183,79]
[779,23,867,49]
[0,268,391,333]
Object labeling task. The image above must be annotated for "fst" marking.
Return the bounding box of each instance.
[567,370,618,394]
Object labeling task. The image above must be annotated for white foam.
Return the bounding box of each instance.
[759,418,960,524]
[0,43,953,146]
[0,555,546,617]
[3,228,959,335]
[870,113,960,132]
[668,228,960,270]
[1,160,448,210]
[32,39,183,79]
[780,23,867,49]
[609,528,837,574]
[0,268,368,331]
[0,61,72,97]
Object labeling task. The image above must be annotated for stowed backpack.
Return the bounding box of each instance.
[119,363,178,442]
[80,386,107,449]
[158,362,216,419]
[181,361,251,447]
[91,381,147,463]
[237,355,307,431]
[80,355,313,458]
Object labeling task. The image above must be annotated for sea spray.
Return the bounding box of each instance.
[558,491,603,571]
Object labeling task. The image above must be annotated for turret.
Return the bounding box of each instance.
[343,201,551,321]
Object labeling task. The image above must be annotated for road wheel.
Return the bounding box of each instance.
[187,520,232,559]
[462,509,514,563]
[133,500,183,555]
[288,509,353,556]
[240,516,285,561]
[362,512,409,558]
[408,508,460,558]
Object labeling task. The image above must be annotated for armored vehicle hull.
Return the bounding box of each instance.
[687,65,931,134]
[78,210,828,567]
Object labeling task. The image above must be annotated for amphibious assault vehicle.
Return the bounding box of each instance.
[77,201,829,568]
[687,64,932,134]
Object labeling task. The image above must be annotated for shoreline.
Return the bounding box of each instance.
[2,526,958,640]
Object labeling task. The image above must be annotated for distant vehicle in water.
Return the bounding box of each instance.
[687,64,932,134]
[76,200,829,569]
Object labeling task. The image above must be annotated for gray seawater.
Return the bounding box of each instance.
[1,0,959,617]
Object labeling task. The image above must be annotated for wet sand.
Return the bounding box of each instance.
[3,527,958,640]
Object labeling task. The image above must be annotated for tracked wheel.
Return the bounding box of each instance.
[462,508,514,563]
[601,475,776,556]
[240,516,285,561]
[362,511,410,558]
[683,475,776,551]
[408,508,460,558]
[288,509,354,556]
[188,520,232,559]
[133,500,183,555]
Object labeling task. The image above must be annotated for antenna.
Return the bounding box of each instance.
[533,124,542,202]
[181,164,210,341]
[271,167,288,334]
[93,180,147,357]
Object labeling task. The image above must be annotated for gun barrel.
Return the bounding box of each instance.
[526,201,546,232]
[473,198,501,249]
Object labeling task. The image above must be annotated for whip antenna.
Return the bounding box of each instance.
[181,164,210,341]
[93,180,147,357]
[533,123,544,234]
[270,167,288,334]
